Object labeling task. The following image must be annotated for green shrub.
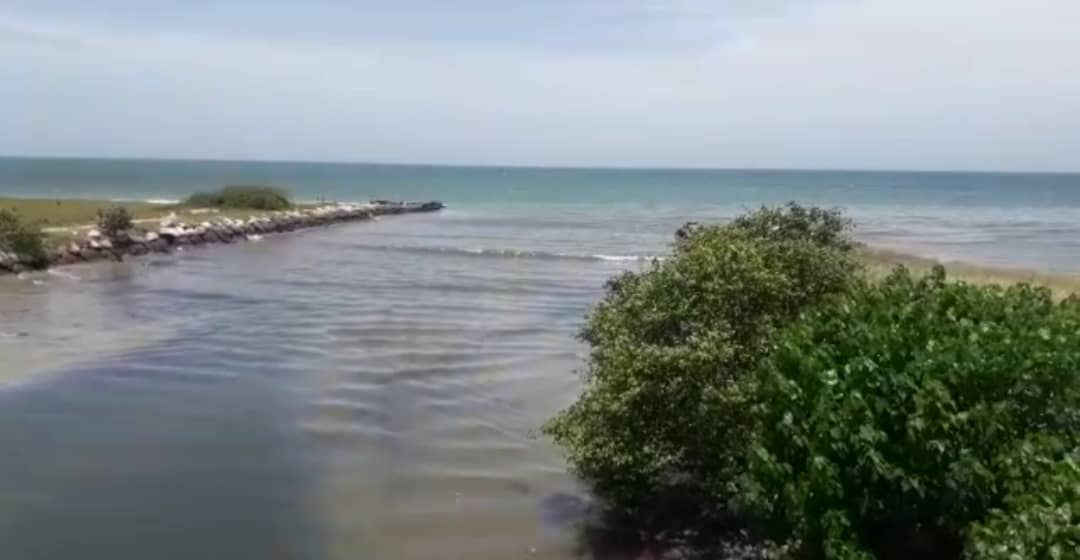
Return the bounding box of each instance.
[184,185,291,210]
[743,266,1080,559]
[96,206,133,237]
[967,446,1080,560]
[0,208,48,269]
[544,204,861,514]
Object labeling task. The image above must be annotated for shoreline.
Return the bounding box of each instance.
[860,246,1080,300]
[2,197,1077,298]
[0,200,444,275]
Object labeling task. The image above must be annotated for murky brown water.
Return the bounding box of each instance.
[0,213,632,559]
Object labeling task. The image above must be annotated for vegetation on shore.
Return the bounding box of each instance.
[546,203,1080,559]
[0,197,168,229]
[0,187,306,255]
[0,208,49,269]
[184,185,292,211]
[0,186,294,230]
[862,246,1080,301]
[96,206,134,238]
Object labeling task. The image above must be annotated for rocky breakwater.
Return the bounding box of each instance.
[0,201,444,274]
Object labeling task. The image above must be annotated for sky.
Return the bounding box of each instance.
[2,0,1079,171]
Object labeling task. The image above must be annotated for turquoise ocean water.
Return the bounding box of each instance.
[1,156,1079,559]
[4,156,1080,270]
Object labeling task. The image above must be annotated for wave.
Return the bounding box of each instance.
[350,243,658,263]
[47,269,82,281]
[101,197,181,205]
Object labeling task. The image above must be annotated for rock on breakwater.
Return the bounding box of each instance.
[0,201,445,274]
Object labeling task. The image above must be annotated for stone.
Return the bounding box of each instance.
[158,226,184,239]
[0,200,444,273]
[128,243,149,256]
[89,238,113,250]
[112,231,133,247]
[0,250,15,272]
[56,252,81,265]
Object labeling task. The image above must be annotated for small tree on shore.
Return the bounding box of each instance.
[544,203,861,515]
[96,206,133,238]
[0,209,48,269]
[547,204,1080,558]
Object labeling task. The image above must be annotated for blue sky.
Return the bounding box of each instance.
[3,0,1079,171]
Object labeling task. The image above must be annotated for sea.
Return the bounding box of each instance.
[1,156,1079,559]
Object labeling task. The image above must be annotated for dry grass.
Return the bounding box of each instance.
[0,197,168,228]
[861,246,1080,300]
[0,196,321,229]
[0,196,321,250]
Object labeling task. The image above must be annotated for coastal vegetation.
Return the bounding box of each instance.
[0,196,442,274]
[184,185,292,210]
[0,186,297,260]
[861,247,1080,301]
[747,266,1080,558]
[96,206,133,238]
[547,203,1080,559]
[0,186,293,232]
[544,205,861,511]
[0,198,165,228]
[0,208,48,269]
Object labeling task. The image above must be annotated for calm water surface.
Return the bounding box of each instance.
[0,211,618,560]
[3,159,1080,558]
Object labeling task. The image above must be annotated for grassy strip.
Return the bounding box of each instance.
[0,196,323,249]
[0,196,318,229]
[0,197,167,228]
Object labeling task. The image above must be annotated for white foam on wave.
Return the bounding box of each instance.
[102,197,181,205]
[591,254,654,262]
[358,243,658,263]
[47,269,81,281]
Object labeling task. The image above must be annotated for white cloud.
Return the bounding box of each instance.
[3,0,1079,171]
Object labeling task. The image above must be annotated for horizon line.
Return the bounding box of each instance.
[2,153,1079,177]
